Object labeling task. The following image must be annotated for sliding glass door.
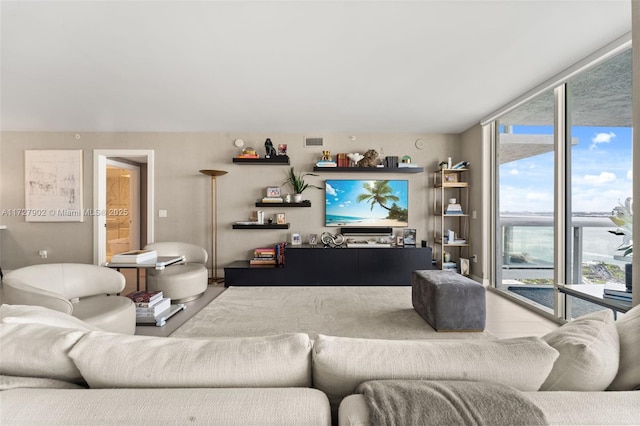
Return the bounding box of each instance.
[492,47,632,318]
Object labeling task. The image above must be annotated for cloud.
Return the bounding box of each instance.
[339,204,344,208]
[589,132,616,150]
[509,169,519,175]
[584,172,616,185]
[325,183,336,196]
[344,200,351,205]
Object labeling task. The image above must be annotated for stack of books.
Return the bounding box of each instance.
[111,249,157,264]
[126,290,171,319]
[445,203,464,214]
[261,196,283,203]
[336,153,350,168]
[603,283,632,302]
[316,160,337,167]
[250,247,277,266]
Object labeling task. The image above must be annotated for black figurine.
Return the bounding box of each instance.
[264,138,277,158]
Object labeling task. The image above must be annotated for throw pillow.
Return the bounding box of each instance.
[312,335,559,413]
[69,332,311,388]
[540,309,619,391]
[0,304,100,331]
[608,304,640,390]
[0,323,87,383]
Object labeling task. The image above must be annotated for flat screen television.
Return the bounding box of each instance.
[325,179,408,227]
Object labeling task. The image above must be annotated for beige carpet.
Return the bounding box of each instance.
[171,286,494,340]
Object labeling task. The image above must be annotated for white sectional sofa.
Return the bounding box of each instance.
[0,303,638,425]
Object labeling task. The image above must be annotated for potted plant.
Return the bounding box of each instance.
[609,197,633,290]
[283,167,320,202]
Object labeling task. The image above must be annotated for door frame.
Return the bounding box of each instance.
[93,150,154,265]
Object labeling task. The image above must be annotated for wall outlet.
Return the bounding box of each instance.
[159,209,168,218]
[472,254,478,263]
[472,210,477,219]
[38,250,47,259]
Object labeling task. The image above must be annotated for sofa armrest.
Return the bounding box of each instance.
[2,282,73,314]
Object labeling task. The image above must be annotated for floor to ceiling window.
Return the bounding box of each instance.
[490,45,632,319]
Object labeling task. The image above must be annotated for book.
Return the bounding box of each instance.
[451,160,470,169]
[111,249,158,264]
[250,258,277,265]
[603,293,632,302]
[603,283,632,298]
[261,197,284,203]
[126,290,163,307]
[135,298,171,316]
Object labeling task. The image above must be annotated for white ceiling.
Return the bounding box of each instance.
[0,1,632,134]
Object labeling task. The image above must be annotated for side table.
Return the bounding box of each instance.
[104,255,186,291]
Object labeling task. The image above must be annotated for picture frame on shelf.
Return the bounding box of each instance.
[276,213,286,224]
[396,235,404,247]
[460,258,470,276]
[266,187,281,198]
[444,173,458,183]
[403,229,416,246]
[291,233,302,246]
[277,144,287,156]
[309,234,318,246]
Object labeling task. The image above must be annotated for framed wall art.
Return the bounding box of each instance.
[25,150,83,222]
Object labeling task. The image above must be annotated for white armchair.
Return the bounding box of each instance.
[1,263,135,334]
[144,242,209,303]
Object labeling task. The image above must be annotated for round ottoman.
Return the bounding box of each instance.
[146,263,208,303]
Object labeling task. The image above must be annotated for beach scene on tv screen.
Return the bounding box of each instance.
[325,179,408,227]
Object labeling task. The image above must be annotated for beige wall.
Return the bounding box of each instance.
[0,132,463,276]
[632,0,639,306]
[460,124,484,280]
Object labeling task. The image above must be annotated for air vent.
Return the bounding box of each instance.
[305,137,324,147]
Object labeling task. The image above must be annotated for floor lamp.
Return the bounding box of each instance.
[199,169,228,284]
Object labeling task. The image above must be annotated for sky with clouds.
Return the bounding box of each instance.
[500,125,632,214]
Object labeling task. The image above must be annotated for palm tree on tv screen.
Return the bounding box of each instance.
[357,180,399,213]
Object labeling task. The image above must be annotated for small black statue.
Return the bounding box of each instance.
[264,138,277,158]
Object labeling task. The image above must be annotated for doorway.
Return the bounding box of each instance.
[93,150,154,266]
[105,160,140,261]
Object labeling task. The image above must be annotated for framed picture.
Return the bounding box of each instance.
[460,258,470,276]
[444,173,458,183]
[396,235,404,247]
[291,233,302,246]
[276,213,286,224]
[266,187,281,198]
[25,149,83,222]
[403,228,417,246]
[277,144,287,156]
[309,234,318,246]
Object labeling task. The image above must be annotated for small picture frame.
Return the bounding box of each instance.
[276,213,286,224]
[278,144,287,156]
[291,233,302,246]
[460,258,470,276]
[309,234,318,246]
[403,229,417,246]
[266,187,281,198]
[444,173,458,183]
[396,235,404,247]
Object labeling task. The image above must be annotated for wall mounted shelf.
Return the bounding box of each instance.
[233,156,290,164]
[232,223,290,229]
[255,201,311,207]
[313,166,423,173]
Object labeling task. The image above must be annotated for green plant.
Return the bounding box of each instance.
[284,167,320,194]
[608,197,633,256]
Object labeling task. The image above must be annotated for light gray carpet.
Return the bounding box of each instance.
[171,286,494,340]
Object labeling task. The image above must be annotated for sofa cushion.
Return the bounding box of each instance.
[540,309,619,391]
[69,331,312,388]
[0,323,87,383]
[0,303,100,331]
[312,334,558,412]
[608,304,640,390]
[0,374,86,391]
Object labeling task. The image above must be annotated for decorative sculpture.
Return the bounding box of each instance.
[264,138,277,158]
[357,149,379,167]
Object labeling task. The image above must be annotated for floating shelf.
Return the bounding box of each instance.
[255,201,311,207]
[233,156,290,164]
[313,166,423,173]
[232,223,290,229]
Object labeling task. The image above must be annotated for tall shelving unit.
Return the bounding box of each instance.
[433,168,470,271]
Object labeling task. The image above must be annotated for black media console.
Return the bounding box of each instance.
[224,245,434,287]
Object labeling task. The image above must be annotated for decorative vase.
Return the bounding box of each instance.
[625,262,632,291]
[294,193,303,203]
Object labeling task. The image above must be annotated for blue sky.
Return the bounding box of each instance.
[500,125,633,214]
[325,179,408,218]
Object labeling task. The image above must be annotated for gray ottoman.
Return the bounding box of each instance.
[412,270,486,331]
